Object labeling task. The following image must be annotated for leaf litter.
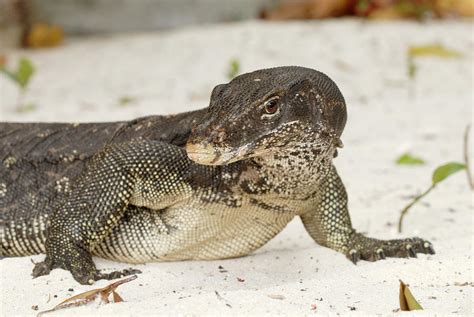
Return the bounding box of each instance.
[37,275,137,316]
[399,280,423,311]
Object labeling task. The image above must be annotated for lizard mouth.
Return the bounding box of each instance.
[186,143,219,165]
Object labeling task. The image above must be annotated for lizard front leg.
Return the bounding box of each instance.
[300,165,435,263]
[32,143,139,284]
[32,141,179,284]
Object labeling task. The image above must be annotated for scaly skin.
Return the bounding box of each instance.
[0,66,434,285]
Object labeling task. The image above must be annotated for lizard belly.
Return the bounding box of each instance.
[93,198,295,263]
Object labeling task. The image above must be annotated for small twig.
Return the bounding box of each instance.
[214,290,232,308]
[463,124,473,190]
[398,184,435,233]
[16,88,26,111]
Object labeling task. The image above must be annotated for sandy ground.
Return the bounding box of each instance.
[0,19,473,316]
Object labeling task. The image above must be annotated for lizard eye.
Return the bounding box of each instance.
[263,97,279,115]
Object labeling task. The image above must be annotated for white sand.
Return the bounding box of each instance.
[0,19,472,316]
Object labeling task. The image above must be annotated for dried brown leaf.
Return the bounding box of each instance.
[0,55,6,67]
[112,290,124,303]
[399,280,423,311]
[37,275,137,316]
[27,23,64,48]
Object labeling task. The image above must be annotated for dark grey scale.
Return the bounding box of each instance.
[0,66,434,285]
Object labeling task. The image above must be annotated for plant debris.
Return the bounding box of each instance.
[267,294,285,300]
[0,57,35,89]
[463,124,473,190]
[399,280,423,311]
[407,43,462,78]
[396,153,426,165]
[408,44,463,58]
[118,96,137,107]
[261,0,474,20]
[407,55,417,78]
[26,23,64,48]
[218,265,228,273]
[398,161,465,232]
[37,275,137,316]
[226,58,240,80]
[16,103,37,113]
[215,290,232,308]
[0,57,36,110]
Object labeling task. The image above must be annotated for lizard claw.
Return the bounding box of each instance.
[348,249,360,264]
[424,241,435,255]
[376,248,386,260]
[343,233,435,263]
[30,247,141,284]
[32,258,54,278]
[406,244,417,258]
[96,268,142,281]
[72,268,142,285]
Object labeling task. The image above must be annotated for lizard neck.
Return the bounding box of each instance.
[238,141,335,199]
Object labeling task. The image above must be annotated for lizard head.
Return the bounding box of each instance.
[186,66,346,165]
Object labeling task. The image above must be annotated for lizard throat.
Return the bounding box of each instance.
[238,141,336,198]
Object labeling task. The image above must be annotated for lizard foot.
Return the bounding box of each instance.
[32,257,53,278]
[32,247,141,284]
[31,246,99,284]
[95,268,142,281]
[345,233,435,264]
[69,267,142,285]
[31,253,97,284]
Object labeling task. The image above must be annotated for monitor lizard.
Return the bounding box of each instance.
[0,66,434,285]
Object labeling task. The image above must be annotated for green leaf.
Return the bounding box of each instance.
[16,103,37,113]
[432,162,466,184]
[408,44,463,58]
[407,56,417,78]
[356,0,369,12]
[14,58,35,88]
[227,58,240,80]
[0,57,35,88]
[396,153,426,165]
[395,1,432,17]
[118,96,136,107]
